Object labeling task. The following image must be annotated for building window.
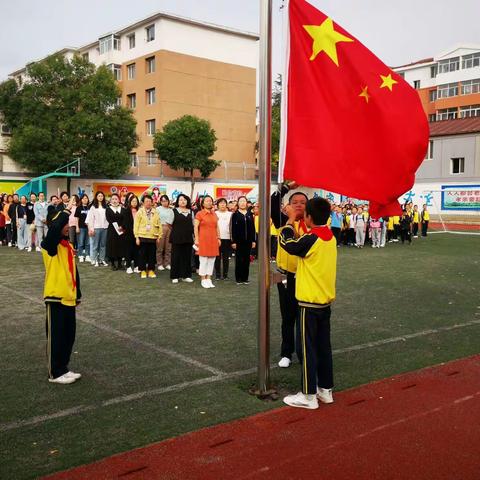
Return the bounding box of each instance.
[438,57,460,74]
[461,78,480,95]
[146,119,156,136]
[108,64,122,81]
[460,105,480,118]
[116,97,122,107]
[146,88,156,105]
[128,33,136,49]
[127,93,136,109]
[462,53,480,69]
[127,63,136,80]
[429,114,437,123]
[425,140,434,160]
[429,90,437,102]
[99,35,121,54]
[129,153,138,167]
[437,108,457,121]
[413,80,421,89]
[430,65,438,78]
[451,157,465,175]
[146,56,155,74]
[146,150,157,165]
[437,83,458,99]
[1,124,12,135]
[82,52,89,62]
[146,24,155,42]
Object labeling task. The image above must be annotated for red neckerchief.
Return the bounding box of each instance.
[297,219,309,235]
[310,225,333,241]
[60,239,77,290]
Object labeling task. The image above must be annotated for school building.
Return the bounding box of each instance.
[2,11,259,183]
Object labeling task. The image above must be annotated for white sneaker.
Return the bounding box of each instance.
[172,279,179,284]
[79,256,84,263]
[283,392,318,410]
[207,279,215,288]
[48,373,77,385]
[26,247,32,252]
[201,279,209,289]
[158,265,165,271]
[126,267,133,274]
[134,267,140,273]
[94,261,99,267]
[85,256,91,262]
[65,371,82,380]
[8,242,12,247]
[182,278,194,283]
[278,357,292,368]
[101,261,109,267]
[36,246,41,252]
[317,387,334,404]
[165,265,171,270]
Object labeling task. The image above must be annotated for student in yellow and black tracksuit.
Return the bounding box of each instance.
[41,205,82,385]
[271,182,309,368]
[280,197,337,410]
[421,205,430,237]
[412,205,420,238]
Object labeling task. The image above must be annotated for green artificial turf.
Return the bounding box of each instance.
[0,233,479,479]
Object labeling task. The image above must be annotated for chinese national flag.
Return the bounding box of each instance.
[279,0,429,216]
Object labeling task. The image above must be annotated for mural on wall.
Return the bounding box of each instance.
[0,181,25,194]
[441,185,480,211]
[214,185,256,201]
[92,183,167,198]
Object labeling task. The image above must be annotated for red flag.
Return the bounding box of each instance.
[279,0,429,216]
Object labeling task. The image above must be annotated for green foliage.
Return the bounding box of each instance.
[0,54,137,177]
[153,115,218,193]
[271,75,282,168]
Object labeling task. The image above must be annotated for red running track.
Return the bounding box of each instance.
[45,355,480,480]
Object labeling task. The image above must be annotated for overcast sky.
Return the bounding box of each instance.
[1,0,479,82]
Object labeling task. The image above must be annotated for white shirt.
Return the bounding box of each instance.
[216,210,232,240]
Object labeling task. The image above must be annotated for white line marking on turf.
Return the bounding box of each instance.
[2,285,480,433]
[0,285,225,377]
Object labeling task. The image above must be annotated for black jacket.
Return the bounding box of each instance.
[231,210,256,243]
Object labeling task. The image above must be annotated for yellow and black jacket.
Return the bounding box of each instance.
[41,209,81,307]
[279,224,337,308]
[271,184,309,273]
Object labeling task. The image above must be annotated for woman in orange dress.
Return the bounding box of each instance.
[194,195,220,289]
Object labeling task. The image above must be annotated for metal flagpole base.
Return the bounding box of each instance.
[248,386,279,401]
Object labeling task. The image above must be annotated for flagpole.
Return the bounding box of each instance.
[257,0,273,394]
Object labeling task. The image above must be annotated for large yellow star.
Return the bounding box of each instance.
[359,86,370,103]
[380,73,398,92]
[303,18,354,66]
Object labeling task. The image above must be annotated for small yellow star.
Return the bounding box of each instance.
[380,73,398,92]
[303,18,354,66]
[359,86,370,103]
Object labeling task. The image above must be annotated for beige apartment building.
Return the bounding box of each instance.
[6,12,259,181]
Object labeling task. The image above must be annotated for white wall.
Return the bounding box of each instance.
[81,17,258,70]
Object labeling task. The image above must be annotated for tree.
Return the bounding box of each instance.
[153,115,218,197]
[255,74,282,171]
[0,54,137,177]
[271,74,282,168]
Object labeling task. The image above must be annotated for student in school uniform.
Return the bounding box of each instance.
[392,214,400,242]
[41,198,82,384]
[399,209,412,244]
[412,205,420,238]
[354,207,366,248]
[421,205,430,237]
[280,197,337,410]
[271,182,309,369]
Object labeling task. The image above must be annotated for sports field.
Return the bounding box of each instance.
[1,233,479,479]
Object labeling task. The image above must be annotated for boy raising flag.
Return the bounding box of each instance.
[280,197,337,409]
